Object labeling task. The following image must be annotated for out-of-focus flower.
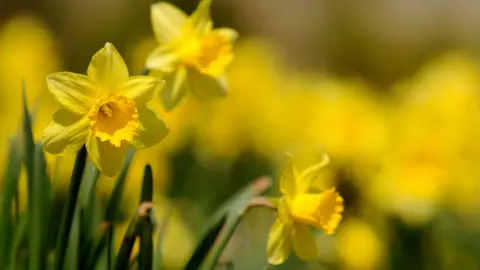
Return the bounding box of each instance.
[191,39,287,160]
[336,218,384,270]
[43,43,169,177]
[0,14,69,209]
[147,0,238,110]
[267,154,344,265]
[371,52,480,225]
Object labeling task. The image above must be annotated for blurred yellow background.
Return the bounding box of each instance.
[2,0,480,269]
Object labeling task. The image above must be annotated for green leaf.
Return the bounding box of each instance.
[85,224,110,269]
[192,176,272,270]
[0,138,22,266]
[9,213,28,269]
[138,213,154,270]
[114,213,141,270]
[55,146,87,270]
[21,81,35,207]
[185,215,227,270]
[140,164,153,203]
[29,143,52,270]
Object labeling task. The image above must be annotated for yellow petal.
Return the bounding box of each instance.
[151,3,187,44]
[146,46,179,72]
[292,223,318,261]
[215,28,239,43]
[277,198,293,225]
[280,154,299,199]
[296,153,329,194]
[87,42,129,90]
[86,134,130,177]
[267,218,292,265]
[188,70,227,97]
[131,105,169,148]
[160,65,188,111]
[290,188,344,234]
[46,72,96,114]
[121,76,164,105]
[43,112,89,154]
[188,0,213,36]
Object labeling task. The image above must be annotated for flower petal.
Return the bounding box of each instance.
[188,70,227,97]
[87,42,129,90]
[146,46,179,72]
[188,0,213,36]
[267,218,292,265]
[292,223,318,261]
[46,72,96,114]
[160,65,188,111]
[86,134,130,177]
[121,76,164,105]
[131,105,169,148]
[280,154,299,199]
[151,2,187,44]
[296,153,329,194]
[215,28,239,43]
[43,113,90,155]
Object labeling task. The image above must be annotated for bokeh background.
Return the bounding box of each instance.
[2,0,480,269]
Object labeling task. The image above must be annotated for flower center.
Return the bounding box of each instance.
[88,94,139,147]
[180,32,233,76]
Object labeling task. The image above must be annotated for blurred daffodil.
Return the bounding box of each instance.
[43,43,169,176]
[267,154,344,265]
[337,218,383,270]
[147,0,238,110]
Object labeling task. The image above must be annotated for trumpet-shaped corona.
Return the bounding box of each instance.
[267,154,344,265]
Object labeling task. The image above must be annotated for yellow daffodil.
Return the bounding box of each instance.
[267,154,344,265]
[42,43,169,177]
[146,0,238,110]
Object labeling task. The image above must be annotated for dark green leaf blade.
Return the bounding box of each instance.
[196,176,272,270]
[0,138,22,266]
[29,143,52,270]
[55,146,87,270]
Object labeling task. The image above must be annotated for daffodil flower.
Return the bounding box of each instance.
[267,154,344,265]
[42,43,169,177]
[146,0,238,110]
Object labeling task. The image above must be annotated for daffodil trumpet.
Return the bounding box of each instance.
[267,154,344,265]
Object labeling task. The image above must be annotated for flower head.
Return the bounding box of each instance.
[43,43,169,177]
[147,0,238,110]
[267,154,344,265]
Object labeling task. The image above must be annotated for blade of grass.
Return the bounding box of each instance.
[138,213,154,270]
[138,165,155,270]
[114,213,141,270]
[21,81,35,207]
[9,213,28,269]
[55,146,87,270]
[29,143,52,270]
[0,138,22,266]
[197,176,273,270]
[85,223,110,269]
[185,215,227,270]
[140,164,153,203]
